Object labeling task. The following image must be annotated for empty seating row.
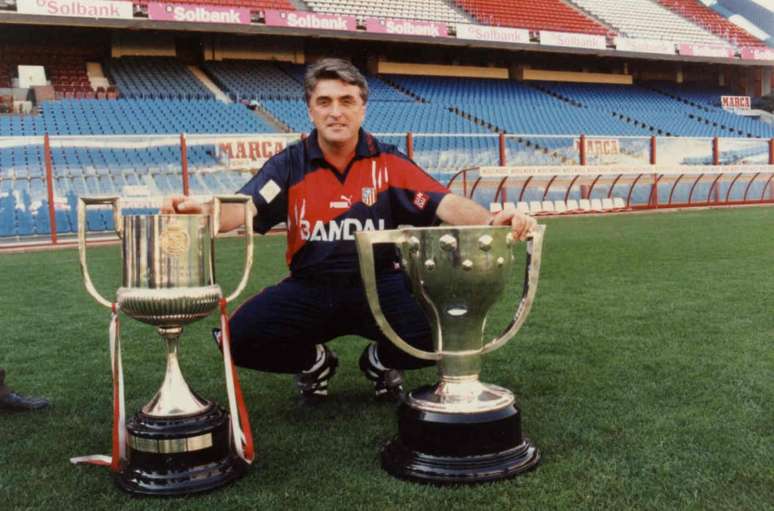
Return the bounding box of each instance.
[538,82,774,138]
[0,99,274,136]
[490,197,628,215]
[108,58,213,100]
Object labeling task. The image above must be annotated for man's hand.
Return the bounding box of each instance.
[491,208,536,241]
[161,195,209,215]
[160,195,250,234]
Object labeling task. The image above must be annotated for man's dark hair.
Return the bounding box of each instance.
[304,58,369,105]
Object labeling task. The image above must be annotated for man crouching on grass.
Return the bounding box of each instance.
[164,58,536,403]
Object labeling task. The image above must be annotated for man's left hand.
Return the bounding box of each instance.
[491,209,537,241]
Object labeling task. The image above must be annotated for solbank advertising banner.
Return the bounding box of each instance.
[148,2,250,24]
[17,0,133,19]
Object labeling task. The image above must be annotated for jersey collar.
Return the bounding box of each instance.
[305,128,380,165]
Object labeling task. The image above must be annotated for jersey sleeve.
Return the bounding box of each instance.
[237,150,290,234]
[385,151,450,227]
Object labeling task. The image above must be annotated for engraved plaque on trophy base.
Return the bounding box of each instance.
[381,393,539,484]
[118,404,246,496]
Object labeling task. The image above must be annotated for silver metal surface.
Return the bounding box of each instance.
[142,327,209,417]
[406,380,514,413]
[129,432,214,454]
[356,225,545,414]
[77,195,255,424]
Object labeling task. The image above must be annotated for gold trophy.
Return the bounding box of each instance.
[77,195,254,496]
[356,224,545,484]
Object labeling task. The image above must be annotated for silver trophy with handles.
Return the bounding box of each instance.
[356,224,545,484]
[77,195,254,496]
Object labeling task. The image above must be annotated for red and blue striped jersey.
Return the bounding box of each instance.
[239,129,449,276]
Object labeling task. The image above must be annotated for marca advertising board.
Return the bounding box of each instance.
[215,135,298,169]
[16,0,133,19]
[574,138,620,156]
[720,96,751,111]
[365,18,449,38]
[264,10,357,32]
[454,24,529,45]
[148,3,250,24]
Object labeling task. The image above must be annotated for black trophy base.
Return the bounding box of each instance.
[381,396,540,485]
[117,403,247,497]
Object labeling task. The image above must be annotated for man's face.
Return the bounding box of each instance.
[307,79,366,148]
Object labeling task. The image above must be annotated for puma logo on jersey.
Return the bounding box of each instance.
[329,195,352,209]
[300,218,386,241]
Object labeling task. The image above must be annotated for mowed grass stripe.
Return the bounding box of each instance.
[0,207,771,510]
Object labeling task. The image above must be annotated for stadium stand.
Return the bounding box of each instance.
[568,0,730,45]
[107,57,213,100]
[453,0,611,35]
[0,99,274,136]
[385,75,650,137]
[536,82,774,138]
[656,0,766,47]
[133,0,296,10]
[202,60,305,101]
[0,44,102,98]
[305,0,470,23]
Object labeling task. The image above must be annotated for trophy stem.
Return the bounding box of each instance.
[142,326,209,417]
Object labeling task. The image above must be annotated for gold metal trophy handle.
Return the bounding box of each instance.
[77,196,121,309]
[481,224,545,355]
[356,230,442,362]
[211,194,254,303]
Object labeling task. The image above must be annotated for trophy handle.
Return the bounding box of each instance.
[211,194,254,304]
[77,196,121,309]
[481,224,545,355]
[356,230,441,361]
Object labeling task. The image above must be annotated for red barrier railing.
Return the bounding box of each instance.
[11,132,774,248]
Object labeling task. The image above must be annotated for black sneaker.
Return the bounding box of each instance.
[359,344,404,401]
[294,345,339,400]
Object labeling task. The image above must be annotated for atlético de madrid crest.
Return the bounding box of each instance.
[362,187,376,207]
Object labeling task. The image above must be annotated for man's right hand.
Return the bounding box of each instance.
[161,195,209,215]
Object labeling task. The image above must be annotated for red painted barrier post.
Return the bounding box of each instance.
[649,136,658,208]
[498,132,506,166]
[406,132,414,161]
[180,133,190,196]
[579,134,588,199]
[712,137,719,166]
[43,133,57,244]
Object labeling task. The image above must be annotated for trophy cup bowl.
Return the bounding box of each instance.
[356,224,545,484]
[78,195,254,496]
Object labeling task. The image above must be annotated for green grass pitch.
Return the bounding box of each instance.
[0,207,772,510]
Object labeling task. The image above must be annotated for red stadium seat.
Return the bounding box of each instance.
[656,0,766,47]
[454,0,611,35]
